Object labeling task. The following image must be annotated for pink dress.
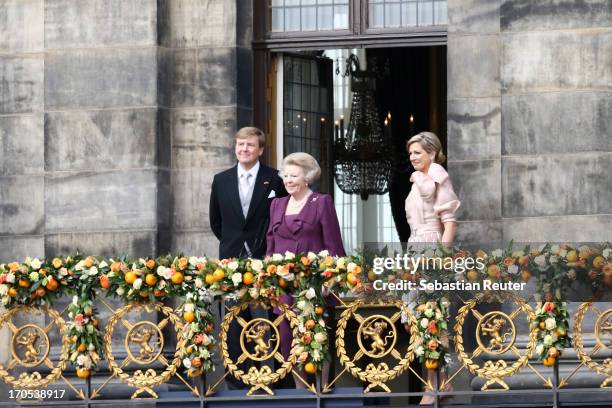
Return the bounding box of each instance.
[405,163,460,243]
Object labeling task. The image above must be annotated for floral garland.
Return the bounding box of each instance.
[532,301,571,366]
[413,298,450,369]
[0,243,610,379]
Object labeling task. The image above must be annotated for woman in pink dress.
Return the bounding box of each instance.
[405,131,460,404]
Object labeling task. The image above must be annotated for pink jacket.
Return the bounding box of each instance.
[405,163,460,238]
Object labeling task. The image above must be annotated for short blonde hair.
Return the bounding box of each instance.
[235,126,265,147]
[280,152,321,185]
[406,131,446,164]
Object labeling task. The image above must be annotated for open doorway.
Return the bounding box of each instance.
[272,45,447,252]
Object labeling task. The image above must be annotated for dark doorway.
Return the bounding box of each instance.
[368,46,447,242]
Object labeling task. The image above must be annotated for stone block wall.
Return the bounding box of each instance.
[448,0,612,243]
[0,0,249,260]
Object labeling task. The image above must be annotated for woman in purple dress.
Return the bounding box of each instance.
[266,152,345,388]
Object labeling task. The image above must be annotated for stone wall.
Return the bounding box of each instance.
[448,0,612,243]
[0,0,249,260]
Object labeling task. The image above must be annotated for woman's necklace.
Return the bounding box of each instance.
[288,191,312,209]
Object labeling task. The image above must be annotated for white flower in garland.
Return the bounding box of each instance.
[183,357,192,369]
[133,279,142,290]
[420,318,429,329]
[534,255,547,268]
[543,335,553,346]
[545,317,557,331]
[284,251,295,260]
[415,345,424,356]
[336,258,346,269]
[307,252,317,261]
[508,265,519,275]
[272,253,283,262]
[5,273,15,283]
[189,256,199,266]
[314,332,327,343]
[535,344,544,355]
[184,303,195,313]
[30,258,42,270]
[195,278,203,288]
[347,262,357,273]
[76,354,92,369]
[116,287,125,296]
[251,259,263,272]
[231,273,242,286]
[318,250,329,257]
[305,287,316,300]
[0,284,8,296]
[491,249,503,258]
[228,261,239,271]
[29,272,40,282]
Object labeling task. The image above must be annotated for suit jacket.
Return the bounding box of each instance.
[209,163,287,259]
[266,192,345,257]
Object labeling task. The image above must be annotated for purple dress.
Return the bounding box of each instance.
[266,192,345,360]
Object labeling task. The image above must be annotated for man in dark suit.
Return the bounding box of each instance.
[209,126,286,388]
[209,126,286,259]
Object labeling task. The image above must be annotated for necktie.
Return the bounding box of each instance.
[240,173,253,217]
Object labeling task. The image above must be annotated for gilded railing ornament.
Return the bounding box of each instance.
[571,303,612,388]
[334,298,416,393]
[0,305,68,389]
[454,293,536,391]
[102,302,185,399]
[219,302,299,396]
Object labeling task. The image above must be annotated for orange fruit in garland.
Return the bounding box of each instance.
[346,273,358,286]
[205,274,214,285]
[171,271,184,285]
[304,362,316,374]
[19,279,30,288]
[242,272,254,285]
[8,287,18,298]
[77,344,87,353]
[425,359,439,369]
[36,287,46,298]
[212,269,225,282]
[145,274,158,286]
[314,306,325,315]
[76,368,90,378]
[45,277,59,291]
[278,278,288,288]
[542,356,556,367]
[124,271,137,285]
[184,311,196,323]
[100,274,111,289]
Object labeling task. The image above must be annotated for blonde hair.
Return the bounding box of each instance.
[235,126,265,147]
[280,152,321,185]
[406,131,446,164]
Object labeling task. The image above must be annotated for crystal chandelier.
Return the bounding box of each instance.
[333,54,393,200]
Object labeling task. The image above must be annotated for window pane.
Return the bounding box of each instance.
[302,0,316,4]
[385,3,401,27]
[369,3,384,28]
[284,0,299,5]
[318,5,333,30]
[318,0,333,4]
[402,1,417,26]
[285,7,300,31]
[418,0,433,25]
[302,6,316,30]
[335,0,349,3]
[434,0,447,24]
[271,0,283,6]
[334,5,349,29]
[271,7,284,31]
